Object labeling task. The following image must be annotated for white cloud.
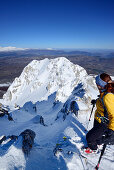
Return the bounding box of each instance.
[46,48,54,50]
[0,46,28,52]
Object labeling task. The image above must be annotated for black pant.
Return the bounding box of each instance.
[103,129,114,145]
[86,120,108,150]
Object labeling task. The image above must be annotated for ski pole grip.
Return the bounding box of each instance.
[91,99,96,106]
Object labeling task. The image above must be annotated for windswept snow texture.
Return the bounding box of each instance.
[0,57,114,170]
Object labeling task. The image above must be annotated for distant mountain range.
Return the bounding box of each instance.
[0,48,114,58]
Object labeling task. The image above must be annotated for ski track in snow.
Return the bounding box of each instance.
[0,57,114,170]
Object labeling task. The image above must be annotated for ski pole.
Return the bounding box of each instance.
[87,103,95,129]
[95,144,106,170]
[89,104,95,121]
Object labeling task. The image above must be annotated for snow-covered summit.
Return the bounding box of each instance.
[3,57,97,107]
[3,57,98,107]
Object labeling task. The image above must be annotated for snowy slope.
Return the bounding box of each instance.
[0,57,114,170]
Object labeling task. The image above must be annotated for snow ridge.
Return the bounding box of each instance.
[3,57,97,107]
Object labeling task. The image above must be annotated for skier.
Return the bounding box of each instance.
[84,73,114,154]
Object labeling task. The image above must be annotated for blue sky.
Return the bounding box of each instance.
[0,0,114,49]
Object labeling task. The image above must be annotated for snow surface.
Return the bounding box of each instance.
[0,57,114,170]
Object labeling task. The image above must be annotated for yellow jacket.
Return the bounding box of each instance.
[95,93,114,131]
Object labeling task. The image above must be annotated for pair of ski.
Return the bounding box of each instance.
[80,144,106,170]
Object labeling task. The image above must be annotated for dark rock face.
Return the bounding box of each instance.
[20,129,36,156]
[0,86,9,99]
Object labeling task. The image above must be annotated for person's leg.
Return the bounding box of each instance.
[103,129,114,145]
[86,120,107,150]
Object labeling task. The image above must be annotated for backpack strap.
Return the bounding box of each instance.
[101,93,108,117]
[100,92,109,125]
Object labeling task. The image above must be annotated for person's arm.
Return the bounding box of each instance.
[104,93,114,130]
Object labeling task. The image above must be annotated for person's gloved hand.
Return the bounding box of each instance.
[91,99,96,106]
